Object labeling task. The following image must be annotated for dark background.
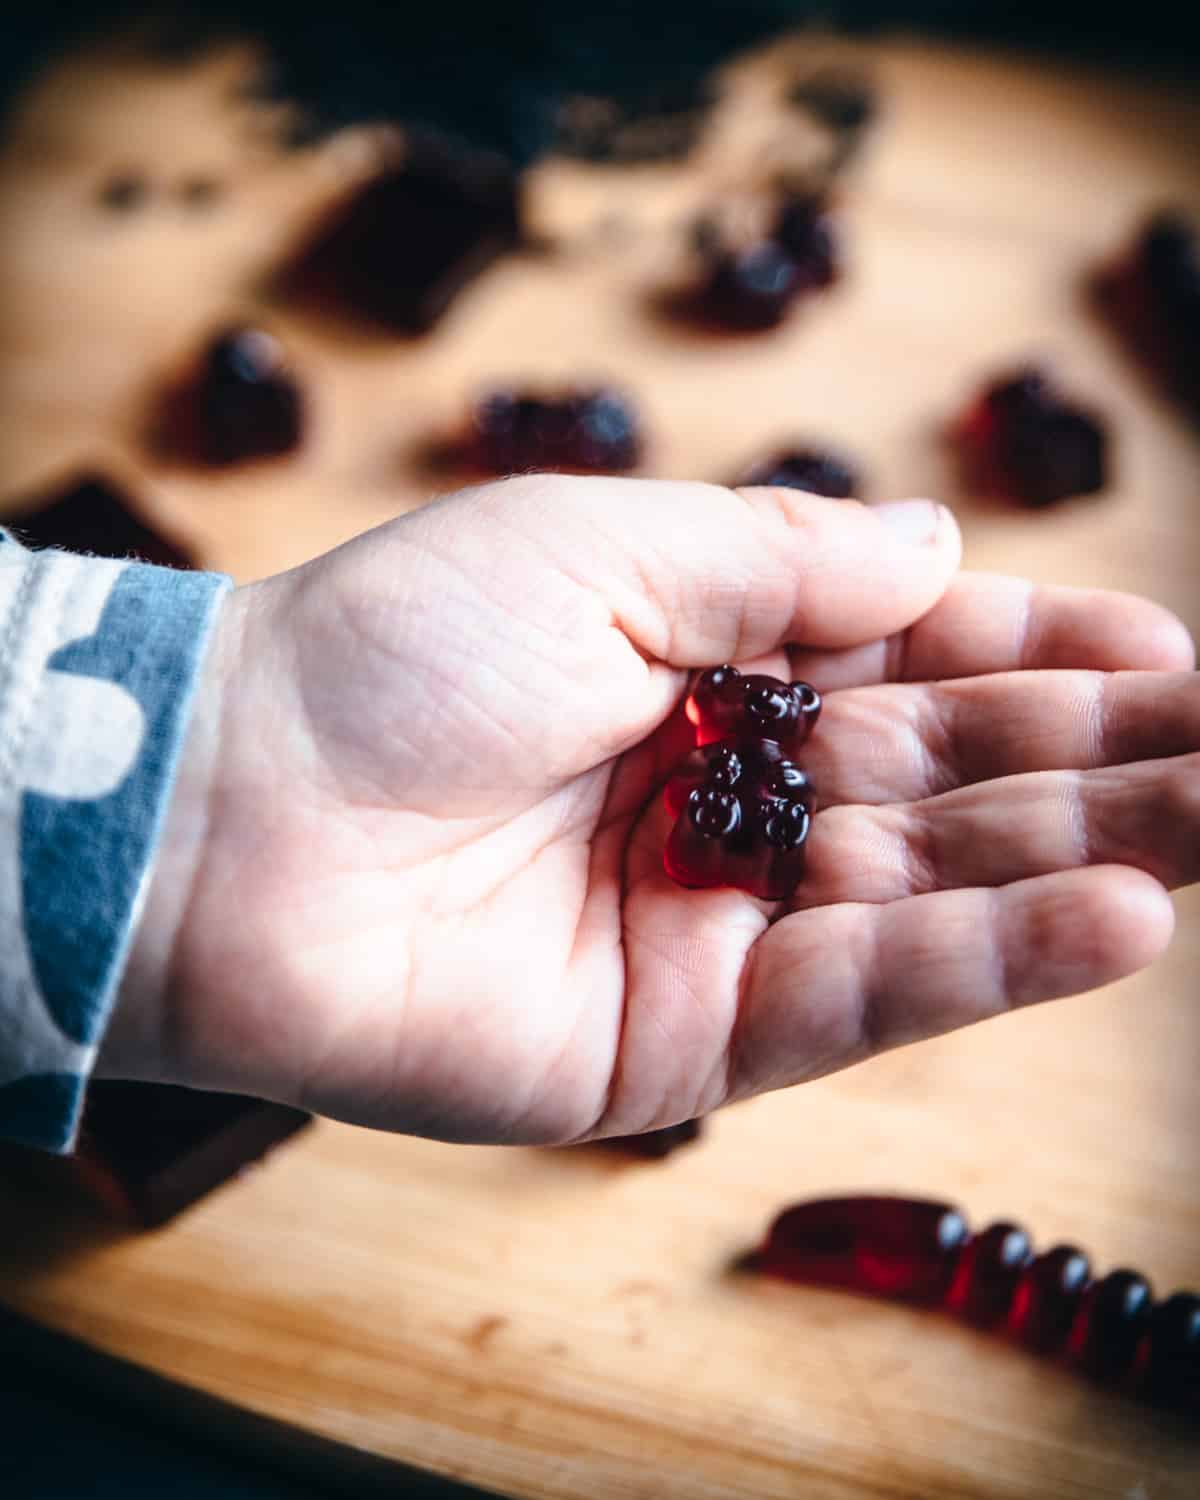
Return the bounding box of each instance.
[3,2,1199,161]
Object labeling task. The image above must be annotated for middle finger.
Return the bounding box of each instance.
[804,670,1200,808]
[797,750,1200,908]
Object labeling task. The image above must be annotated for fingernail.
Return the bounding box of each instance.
[873,499,945,546]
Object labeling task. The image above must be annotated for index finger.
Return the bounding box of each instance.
[476,477,962,666]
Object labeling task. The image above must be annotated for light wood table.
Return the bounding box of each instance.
[0,31,1197,1500]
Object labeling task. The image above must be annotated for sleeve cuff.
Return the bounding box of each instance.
[0,535,231,1151]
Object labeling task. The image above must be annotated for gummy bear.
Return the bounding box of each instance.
[161,327,304,467]
[1094,209,1200,420]
[738,445,859,499]
[463,386,641,475]
[955,365,1107,508]
[663,666,820,901]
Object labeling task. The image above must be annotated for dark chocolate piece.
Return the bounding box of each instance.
[280,137,521,335]
[72,1081,311,1228]
[7,474,193,569]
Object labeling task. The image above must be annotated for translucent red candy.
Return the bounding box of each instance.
[663,666,820,901]
[755,1195,1198,1411]
[1140,1291,1200,1409]
[773,195,841,292]
[738,446,859,498]
[1067,1269,1153,1383]
[1094,210,1200,418]
[686,665,821,749]
[955,365,1108,508]
[1007,1244,1092,1354]
[603,1119,703,1159]
[683,194,841,332]
[462,386,641,475]
[945,1220,1032,1327]
[697,242,802,331]
[165,328,304,467]
[758,1196,969,1302]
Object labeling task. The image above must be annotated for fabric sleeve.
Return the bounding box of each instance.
[0,529,232,1152]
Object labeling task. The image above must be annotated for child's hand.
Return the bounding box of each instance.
[104,476,1197,1144]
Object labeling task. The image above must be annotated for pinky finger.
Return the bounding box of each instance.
[729,866,1175,1100]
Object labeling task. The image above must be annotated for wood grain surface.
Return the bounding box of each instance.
[0,30,1198,1500]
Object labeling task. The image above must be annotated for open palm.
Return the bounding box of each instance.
[108,477,1199,1145]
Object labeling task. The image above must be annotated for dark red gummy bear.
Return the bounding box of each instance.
[8,474,192,569]
[772,195,841,292]
[738,446,859,498]
[944,1220,1033,1328]
[695,241,802,331]
[281,139,520,335]
[1067,1268,1154,1384]
[603,1120,703,1159]
[683,194,840,333]
[1094,210,1200,419]
[1140,1291,1200,1410]
[758,1196,970,1303]
[955,365,1107,508]
[684,664,821,750]
[166,327,304,467]
[1007,1244,1092,1354]
[461,387,641,475]
[663,666,821,901]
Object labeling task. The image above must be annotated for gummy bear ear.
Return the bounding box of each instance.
[698,664,740,691]
[687,664,741,726]
[792,681,822,720]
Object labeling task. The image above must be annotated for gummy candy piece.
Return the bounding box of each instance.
[955,365,1107,508]
[664,668,820,901]
[603,1120,703,1158]
[1007,1244,1092,1354]
[695,242,801,330]
[1067,1269,1153,1383]
[686,666,821,751]
[945,1220,1033,1327]
[772,195,840,291]
[1094,210,1200,418]
[162,327,304,467]
[759,1195,970,1303]
[1140,1291,1200,1410]
[463,387,641,474]
[739,446,859,498]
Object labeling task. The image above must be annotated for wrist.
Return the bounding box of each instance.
[96,585,245,1084]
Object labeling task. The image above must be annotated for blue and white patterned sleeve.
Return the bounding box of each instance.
[0,529,231,1153]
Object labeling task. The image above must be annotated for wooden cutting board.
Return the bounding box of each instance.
[0,30,1198,1500]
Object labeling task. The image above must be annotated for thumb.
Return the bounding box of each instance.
[461,475,961,667]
